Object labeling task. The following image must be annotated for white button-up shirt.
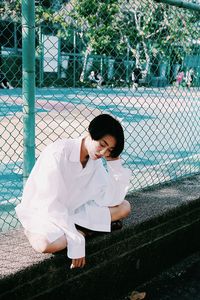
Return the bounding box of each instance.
[16,137,131,259]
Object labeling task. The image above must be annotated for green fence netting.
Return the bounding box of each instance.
[0,0,200,232]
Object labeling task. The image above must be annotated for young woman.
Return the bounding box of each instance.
[16,114,131,269]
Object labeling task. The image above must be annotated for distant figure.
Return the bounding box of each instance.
[0,71,13,89]
[176,71,184,86]
[95,72,104,87]
[132,67,142,90]
[185,68,194,88]
[88,70,104,87]
[88,71,96,83]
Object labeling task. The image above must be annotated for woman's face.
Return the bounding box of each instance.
[87,135,116,160]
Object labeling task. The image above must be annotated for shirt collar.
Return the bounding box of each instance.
[69,137,83,162]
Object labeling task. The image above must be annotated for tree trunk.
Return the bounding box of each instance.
[80,45,92,82]
[142,41,151,78]
[136,43,140,68]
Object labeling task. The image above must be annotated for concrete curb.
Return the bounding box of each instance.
[0,174,200,300]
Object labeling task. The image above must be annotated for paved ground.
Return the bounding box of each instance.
[121,252,200,300]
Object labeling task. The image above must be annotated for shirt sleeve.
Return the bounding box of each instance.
[19,147,85,259]
[95,159,132,207]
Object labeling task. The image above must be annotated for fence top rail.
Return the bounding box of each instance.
[154,0,200,11]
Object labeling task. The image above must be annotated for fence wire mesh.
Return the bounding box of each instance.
[0,0,200,232]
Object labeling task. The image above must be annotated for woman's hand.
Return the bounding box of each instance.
[70,257,86,269]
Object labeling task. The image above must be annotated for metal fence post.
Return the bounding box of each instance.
[73,29,76,88]
[154,0,200,11]
[22,0,35,185]
[39,25,44,87]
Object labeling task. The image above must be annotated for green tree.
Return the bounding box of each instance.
[119,0,199,78]
[69,0,124,80]
[1,0,199,83]
[0,0,21,22]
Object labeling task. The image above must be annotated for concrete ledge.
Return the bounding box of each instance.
[0,174,200,300]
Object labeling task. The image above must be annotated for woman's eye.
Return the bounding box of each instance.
[100,142,105,147]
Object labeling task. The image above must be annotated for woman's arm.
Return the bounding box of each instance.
[94,157,132,207]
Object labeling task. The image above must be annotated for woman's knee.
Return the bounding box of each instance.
[109,200,131,221]
[25,231,50,253]
[44,235,67,253]
[121,200,131,218]
[30,238,50,253]
[25,231,67,254]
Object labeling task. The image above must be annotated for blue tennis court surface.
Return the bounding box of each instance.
[0,87,200,230]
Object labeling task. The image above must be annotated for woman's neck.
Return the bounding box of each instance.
[80,137,89,167]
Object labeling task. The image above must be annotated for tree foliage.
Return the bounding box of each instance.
[69,0,123,56]
[0,0,21,22]
[0,0,199,69]
[118,0,199,68]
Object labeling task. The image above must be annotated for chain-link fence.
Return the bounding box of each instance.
[0,0,200,232]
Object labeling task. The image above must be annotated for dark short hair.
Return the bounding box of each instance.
[88,114,124,158]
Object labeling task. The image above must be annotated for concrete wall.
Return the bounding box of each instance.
[0,174,200,300]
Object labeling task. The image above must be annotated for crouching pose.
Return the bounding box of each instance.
[16,114,131,269]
